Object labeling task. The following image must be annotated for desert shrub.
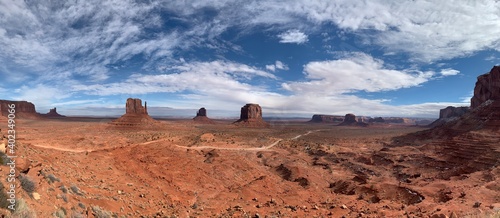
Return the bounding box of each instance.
[91,206,112,218]
[19,174,36,193]
[54,207,67,218]
[0,185,9,209]
[70,184,83,196]
[0,151,10,165]
[60,185,68,193]
[61,194,68,202]
[47,174,60,184]
[70,210,84,218]
[77,202,86,209]
[11,198,37,218]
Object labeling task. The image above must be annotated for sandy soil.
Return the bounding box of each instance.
[0,118,499,217]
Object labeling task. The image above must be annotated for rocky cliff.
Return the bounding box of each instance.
[0,100,39,118]
[471,66,500,109]
[339,113,368,127]
[309,114,344,123]
[234,104,269,127]
[439,106,469,119]
[110,98,157,127]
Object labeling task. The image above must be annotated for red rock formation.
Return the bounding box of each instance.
[110,98,157,127]
[439,106,469,119]
[471,66,500,109]
[0,100,39,119]
[41,107,65,118]
[339,113,368,127]
[309,114,344,123]
[193,107,215,124]
[234,103,269,127]
[369,117,385,123]
[126,98,148,115]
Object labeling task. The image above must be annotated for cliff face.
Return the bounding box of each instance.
[471,66,500,109]
[110,98,157,127]
[193,107,215,124]
[439,106,469,119]
[309,114,344,123]
[126,98,148,115]
[234,104,269,127]
[0,100,39,118]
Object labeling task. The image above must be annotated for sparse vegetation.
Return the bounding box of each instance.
[91,205,113,218]
[11,198,36,218]
[60,185,68,193]
[0,181,10,209]
[46,174,61,184]
[0,151,10,165]
[70,184,83,195]
[77,202,86,209]
[54,207,67,218]
[19,174,36,194]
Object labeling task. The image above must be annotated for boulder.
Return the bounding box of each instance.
[234,103,269,127]
[471,66,500,109]
[439,106,469,119]
[309,114,344,123]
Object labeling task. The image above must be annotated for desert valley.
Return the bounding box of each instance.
[0,67,500,218]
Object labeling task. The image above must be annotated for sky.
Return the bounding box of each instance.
[1,0,500,118]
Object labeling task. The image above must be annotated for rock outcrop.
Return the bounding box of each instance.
[41,107,65,118]
[471,66,500,109]
[339,113,368,127]
[369,117,385,123]
[193,107,215,124]
[0,100,39,119]
[397,65,500,143]
[110,98,157,127]
[309,114,344,123]
[233,103,270,127]
[439,106,469,119]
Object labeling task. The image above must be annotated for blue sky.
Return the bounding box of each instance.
[1,0,499,118]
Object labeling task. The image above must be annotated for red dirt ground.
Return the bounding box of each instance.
[0,118,499,217]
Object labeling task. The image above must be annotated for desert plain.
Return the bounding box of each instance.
[0,115,499,218]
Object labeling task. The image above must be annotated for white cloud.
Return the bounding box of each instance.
[72,60,276,96]
[440,68,460,76]
[277,29,308,44]
[266,60,289,72]
[282,53,435,94]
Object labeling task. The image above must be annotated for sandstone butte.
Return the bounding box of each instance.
[110,98,158,127]
[41,107,66,118]
[193,107,215,124]
[338,113,368,127]
[0,100,40,119]
[309,114,344,123]
[233,103,270,127]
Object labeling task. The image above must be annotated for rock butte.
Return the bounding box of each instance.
[110,98,157,127]
[193,107,215,124]
[309,114,344,123]
[234,103,270,127]
[0,100,40,119]
[41,107,65,118]
[471,65,500,109]
[338,113,368,127]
